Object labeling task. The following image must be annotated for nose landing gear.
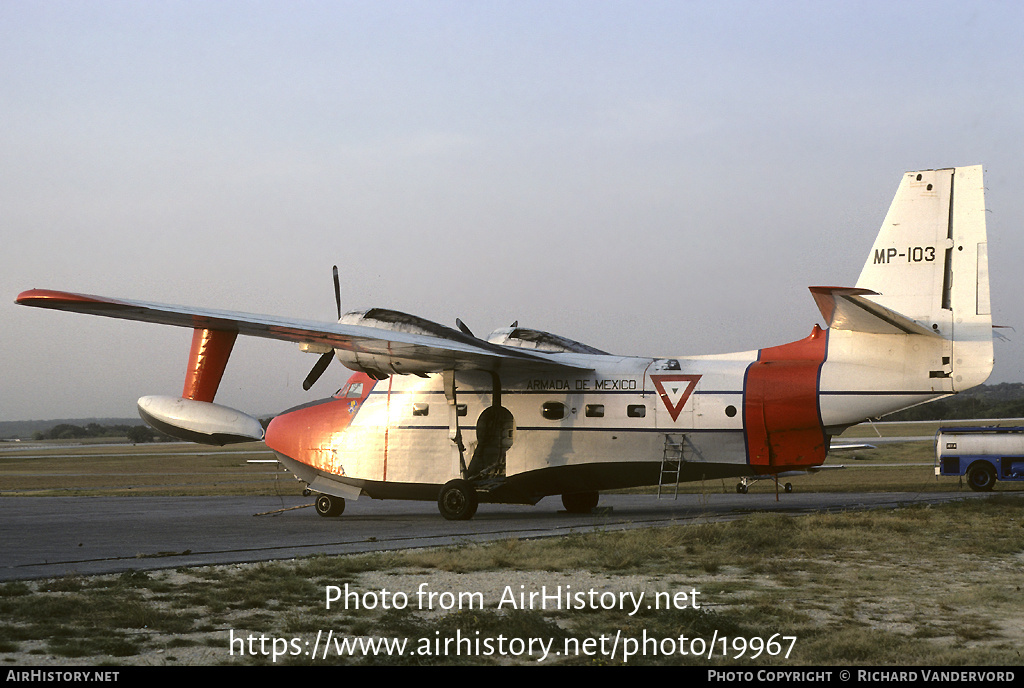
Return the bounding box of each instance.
[314,493,345,517]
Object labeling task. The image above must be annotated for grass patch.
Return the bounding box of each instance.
[0,441,299,497]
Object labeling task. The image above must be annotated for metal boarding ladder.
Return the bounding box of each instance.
[658,433,686,499]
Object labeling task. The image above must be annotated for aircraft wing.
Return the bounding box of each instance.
[16,289,593,375]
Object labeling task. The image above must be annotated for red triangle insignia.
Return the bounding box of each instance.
[650,374,702,422]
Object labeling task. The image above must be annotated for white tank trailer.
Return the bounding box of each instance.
[935,426,1024,491]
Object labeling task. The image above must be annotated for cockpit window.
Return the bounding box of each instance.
[347,383,364,398]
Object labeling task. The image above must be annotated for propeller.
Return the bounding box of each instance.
[302,265,341,391]
[302,352,334,391]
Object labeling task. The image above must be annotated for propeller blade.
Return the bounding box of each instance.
[332,265,342,319]
[302,265,343,391]
[302,351,334,391]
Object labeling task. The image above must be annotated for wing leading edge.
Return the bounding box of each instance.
[16,289,593,375]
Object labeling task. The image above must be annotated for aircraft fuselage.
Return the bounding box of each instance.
[265,322,953,505]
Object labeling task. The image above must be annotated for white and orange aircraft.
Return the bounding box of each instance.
[17,166,994,520]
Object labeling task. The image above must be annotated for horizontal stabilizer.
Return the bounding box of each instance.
[809,287,941,337]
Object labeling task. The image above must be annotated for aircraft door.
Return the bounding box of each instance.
[466,405,514,482]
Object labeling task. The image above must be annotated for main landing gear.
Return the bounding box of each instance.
[437,479,479,520]
[561,491,600,514]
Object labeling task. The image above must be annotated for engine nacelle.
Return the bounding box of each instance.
[333,308,481,378]
[486,327,608,355]
[332,349,440,378]
[137,395,265,446]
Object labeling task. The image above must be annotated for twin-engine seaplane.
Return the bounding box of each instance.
[17,166,994,519]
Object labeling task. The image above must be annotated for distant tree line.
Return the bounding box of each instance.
[884,382,1024,421]
[32,422,173,443]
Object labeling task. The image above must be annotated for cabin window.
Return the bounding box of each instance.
[541,402,568,420]
[457,404,468,417]
[412,403,429,417]
[585,404,605,418]
[347,383,364,398]
[626,404,646,418]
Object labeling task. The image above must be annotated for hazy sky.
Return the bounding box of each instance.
[3,1,1023,421]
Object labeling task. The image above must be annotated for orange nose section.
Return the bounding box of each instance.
[264,373,377,471]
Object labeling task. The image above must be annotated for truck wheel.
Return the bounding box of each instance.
[438,480,478,520]
[966,463,997,492]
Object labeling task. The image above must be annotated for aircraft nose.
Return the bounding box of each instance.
[264,411,302,459]
[264,397,351,469]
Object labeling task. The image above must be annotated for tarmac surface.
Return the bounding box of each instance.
[0,490,988,581]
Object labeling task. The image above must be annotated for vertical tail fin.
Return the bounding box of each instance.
[855,166,993,390]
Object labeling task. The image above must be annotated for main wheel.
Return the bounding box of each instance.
[315,494,345,517]
[784,482,793,493]
[966,463,997,492]
[437,480,478,520]
[561,491,599,513]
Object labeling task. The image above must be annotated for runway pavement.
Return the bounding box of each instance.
[0,490,986,581]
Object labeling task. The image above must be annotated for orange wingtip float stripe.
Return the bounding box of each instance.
[16,289,126,307]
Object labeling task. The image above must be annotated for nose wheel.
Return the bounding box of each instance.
[314,493,345,517]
